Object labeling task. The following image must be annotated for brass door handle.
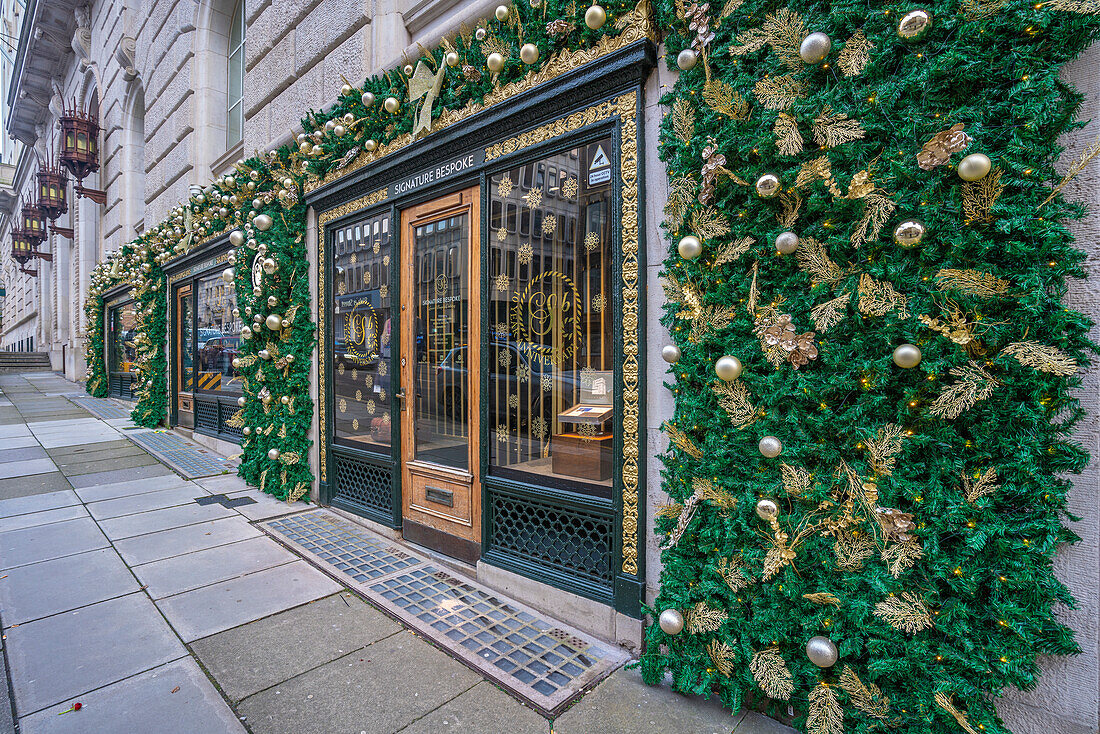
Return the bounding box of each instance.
[395,390,407,409]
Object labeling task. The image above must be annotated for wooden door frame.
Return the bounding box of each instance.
[175,283,194,423]
[398,186,482,561]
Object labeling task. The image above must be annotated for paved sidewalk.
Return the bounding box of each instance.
[0,373,793,734]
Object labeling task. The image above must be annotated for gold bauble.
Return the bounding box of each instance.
[403,64,414,76]
[775,231,799,254]
[958,153,992,182]
[486,52,505,73]
[242,427,252,436]
[520,43,540,65]
[266,314,283,331]
[253,214,273,231]
[446,51,460,67]
[324,119,335,132]
[333,124,346,137]
[892,344,922,369]
[758,435,784,458]
[755,173,781,198]
[262,257,277,274]
[280,395,290,405]
[361,92,375,107]
[585,3,607,29]
[755,497,779,520]
[384,96,400,113]
[799,32,832,64]
[677,234,703,260]
[806,636,839,668]
[343,112,355,124]
[658,609,684,635]
[661,345,681,364]
[893,219,926,248]
[495,4,510,21]
[898,9,933,40]
[365,139,378,152]
[229,229,245,247]
[715,356,743,381]
[258,349,271,360]
[676,49,698,71]
[221,267,235,283]
[268,448,281,461]
[340,84,352,96]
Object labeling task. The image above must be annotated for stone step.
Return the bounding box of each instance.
[0,352,53,373]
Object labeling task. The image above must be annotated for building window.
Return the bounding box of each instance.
[226,0,244,149]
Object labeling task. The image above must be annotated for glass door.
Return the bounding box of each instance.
[399,187,481,563]
[176,284,195,427]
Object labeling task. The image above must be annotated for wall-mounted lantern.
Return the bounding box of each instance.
[36,161,73,239]
[58,100,106,205]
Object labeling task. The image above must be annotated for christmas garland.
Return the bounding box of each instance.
[640,2,1100,734]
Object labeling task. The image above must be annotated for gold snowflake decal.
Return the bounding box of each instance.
[372,241,380,254]
[495,423,510,444]
[508,394,519,409]
[365,374,373,389]
[562,177,578,198]
[542,215,557,235]
[498,176,514,198]
[383,255,390,266]
[338,281,347,295]
[495,273,510,292]
[493,322,509,340]
[378,361,388,376]
[379,389,387,401]
[518,243,533,265]
[350,253,358,264]
[352,418,359,430]
[498,349,512,367]
[338,363,345,375]
[364,271,371,285]
[367,400,376,415]
[339,398,347,413]
[541,373,553,392]
[351,368,358,381]
[584,232,600,252]
[580,366,596,388]
[524,188,543,208]
[578,423,598,441]
[355,389,362,401]
[532,416,547,438]
[517,365,531,382]
[497,227,508,242]
[380,284,389,298]
[592,294,606,313]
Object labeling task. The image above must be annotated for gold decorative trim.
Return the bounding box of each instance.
[485,98,625,162]
[304,0,654,194]
[318,188,389,231]
[167,250,232,286]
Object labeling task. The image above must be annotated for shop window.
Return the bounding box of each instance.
[487,137,614,497]
[107,300,137,378]
[195,271,243,395]
[333,212,393,453]
[226,0,244,148]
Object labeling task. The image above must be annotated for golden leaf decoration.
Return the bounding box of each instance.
[713,237,755,267]
[834,534,875,570]
[690,208,732,240]
[839,666,891,720]
[763,540,796,579]
[672,98,696,146]
[796,156,841,194]
[874,592,933,634]
[851,191,896,248]
[934,693,979,734]
[707,638,736,676]
[664,175,697,230]
[807,683,844,734]
[712,380,758,429]
[797,237,844,286]
[858,274,910,318]
[753,74,807,110]
[837,30,873,76]
[882,539,924,578]
[962,167,1005,224]
[696,477,738,514]
[934,269,1010,298]
[780,463,811,497]
[865,423,906,476]
[1042,0,1100,14]
[812,106,866,148]
[1001,340,1078,376]
[690,305,737,343]
[930,363,998,419]
[655,503,682,519]
[750,647,794,700]
[687,601,728,634]
[962,467,1000,503]
[762,9,807,69]
[1039,133,1100,207]
[662,275,702,320]
[719,0,745,16]
[803,591,841,607]
[703,79,750,119]
[961,0,1007,18]
[225,409,245,428]
[777,189,803,228]
[664,422,703,459]
[918,124,972,170]
[811,293,851,332]
[773,113,804,156]
[717,556,753,592]
[729,27,768,56]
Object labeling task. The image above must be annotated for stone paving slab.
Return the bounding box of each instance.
[4,592,187,715]
[0,489,80,518]
[155,560,342,642]
[196,474,250,493]
[0,547,140,625]
[396,680,549,734]
[45,439,135,459]
[191,593,402,703]
[35,431,124,450]
[0,516,110,569]
[0,639,14,734]
[0,435,39,450]
[0,424,31,438]
[55,451,157,477]
[0,457,58,478]
[236,631,483,734]
[87,486,212,521]
[0,472,73,501]
[0,445,48,463]
[0,504,88,533]
[97,501,238,540]
[16,657,247,734]
[68,463,176,489]
[224,489,306,522]
[133,536,298,600]
[112,516,262,566]
[75,474,195,503]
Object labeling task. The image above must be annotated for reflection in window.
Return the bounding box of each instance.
[179,289,194,392]
[107,301,137,374]
[488,138,614,497]
[333,212,393,451]
[195,271,242,394]
[226,0,245,148]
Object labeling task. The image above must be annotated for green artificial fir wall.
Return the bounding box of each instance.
[84,293,108,398]
[640,2,1100,733]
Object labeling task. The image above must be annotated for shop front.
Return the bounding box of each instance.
[310,41,654,619]
[165,236,243,443]
[103,288,137,399]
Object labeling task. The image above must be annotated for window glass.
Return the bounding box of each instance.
[334,212,393,452]
[179,289,194,392]
[195,271,242,394]
[488,138,614,497]
[107,300,136,374]
[226,0,245,149]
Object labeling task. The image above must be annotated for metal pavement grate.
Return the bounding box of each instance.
[126,430,238,479]
[262,510,628,716]
[68,396,133,420]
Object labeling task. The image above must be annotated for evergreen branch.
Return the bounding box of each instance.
[687,601,728,634]
[1001,340,1078,376]
[812,106,866,148]
[930,363,998,419]
[803,591,841,606]
[690,305,737,342]
[773,113,804,156]
[707,638,736,676]
[934,693,979,734]
[837,30,873,76]
[750,647,794,700]
[962,167,1005,224]
[807,683,844,734]
[874,592,933,634]
[712,379,758,428]
[934,269,1010,298]
[839,666,891,719]
[797,237,843,286]
[962,467,1000,503]
[811,293,850,332]
[713,236,755,267]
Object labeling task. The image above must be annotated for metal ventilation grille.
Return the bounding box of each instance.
[487,488,614,588]
[195,397,219,433]
[332,452,393,520]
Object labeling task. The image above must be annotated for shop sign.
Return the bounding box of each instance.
[390,151,484,198]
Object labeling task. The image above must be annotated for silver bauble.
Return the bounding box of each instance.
[775,231,799,254]
[676,48,698,71]
[755,173,781,198]
[268,448,281,461]
[446,52,460,67]
[893,219,926,248]
[958,153,991,182]
[258,349,271,360]
[758,435,783,458]
[267,295,278,307]
[715,355,743,381]
[253,214,273,231]
[475,27,487,41]
[520,43,539,64]
[799,32,832,64]
[286,354,295,363]
[333,124,346,137]
[361,92,375,107]
[495,4,509,21]
[661,344,681,364]
[218,207,229,218]
[585,3,607,29]
[806,635,839,668]
[324,120,336,132]
[365,139,378,152]
[240,326,252,340]
[228,254,237,266]
[231,358,241,369]
[677,234,703,260]
[231,229,246,248]
[384,96,400,113]
[755,497,779,520]
[898,9,933,40]
[281,319,291,329]
[486,52,505,73]
[340,84,352,97]
[238,396,246,407]
[658,608,685,635]
[280,395,290,405]
[343,113,355,124]
[242,427,251,436]
[403,64,414,76]
[262,257,277,274]
[892,343,922,369]
[266,314,283,331]
[221,267,235,283]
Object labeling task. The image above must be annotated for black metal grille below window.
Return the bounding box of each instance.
[218,401,242,439]
[486,488,614,590]
[195,398,219,433]
[331,451,393,523]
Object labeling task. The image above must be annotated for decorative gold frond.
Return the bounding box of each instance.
[797,237,844,286]
[690,208,732,240]
[962,167,1005,224]
[777,189,802,228]
[962,467,1000,503]
[1001,340,1078,376]
[812,106,866,148]
[763,537,797,579]
[811,293,850,333]
[874,592,933,634]
[773,113,803,156]
[707,638,736,676]
[717,556,753,592]
[807,683,844,734]
[834,533,875,571]
[753,74,806,110]
[851,191,896,248]
[837,30,873,76]
[780,463,811,497]
[719,0,745,16]
[225,409,245,428]
[1042,0,1100,14]
[858,274,910,319]
[687,601,729,634]
[930,363,998,419]
[664,175,697,230]
[934,269,1010,298]
[664,422,704,459]
[962,0,1007,18]
[865,423,906,476]
[762,9,806,68]
[662,275,702,320]
[803,591,841,607]
[1040,133,1100,207]
[750,647,794,700]
[712,380,758,428]
[729,27,767,56]
[690,305,738,343]
[934,693,979,734]
[882,539,924,578]
[696,477,738,514]
[655,502,682,518]
[703,79,750,119]
[840,666,891,720]
[672,98,696,146]
[663,486,703,548]
[713,237,755,267]
[796,156,840,194]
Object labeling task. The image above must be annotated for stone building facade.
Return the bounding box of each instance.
[0,2,1097,732]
